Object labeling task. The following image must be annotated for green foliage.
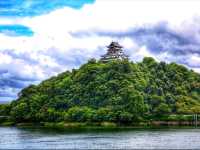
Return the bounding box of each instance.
[65,106,94,122]
[10,102,29,122]
[154,103,171,115]
[0,104,11,116]
[94,107,112,122]
[176,96,200,113]
[5,57,200,123]
[166,114,193,121]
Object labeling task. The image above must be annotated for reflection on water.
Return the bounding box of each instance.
[0,127,200,149]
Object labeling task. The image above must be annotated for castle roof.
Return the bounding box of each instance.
[107,41,123,49]
[100,42,128,62]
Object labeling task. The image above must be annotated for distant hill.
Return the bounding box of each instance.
[3,57,200,123]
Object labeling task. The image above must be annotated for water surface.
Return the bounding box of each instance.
[0,127,200,149]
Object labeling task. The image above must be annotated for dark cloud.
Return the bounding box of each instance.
[0,49,45,101]
[70,22,200,69]
[71,23,199,54]
[2,49,39,65]
[0,78,25,88]
[0,68,40,101]
[0,88,18,97]
[44,46,104,68]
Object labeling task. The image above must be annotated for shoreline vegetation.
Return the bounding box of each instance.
[1,121,200,131]
[0,58,200,129]
[1,115,200,130]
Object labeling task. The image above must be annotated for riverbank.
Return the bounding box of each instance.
[1,120,200,130]
[1,114,200,129]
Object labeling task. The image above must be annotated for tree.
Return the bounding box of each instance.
[142,57,157,68]
[118,111,133,123]
[10,102,29,122]
[154,103,171,115]
[0,104,11,116]
[65,106,95,122]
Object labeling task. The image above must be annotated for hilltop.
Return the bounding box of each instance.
[0,42,200,126]
[0,57,199,124]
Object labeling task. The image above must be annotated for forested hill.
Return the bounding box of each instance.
[2,57,200,123]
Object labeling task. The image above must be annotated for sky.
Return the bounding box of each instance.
[0,0,200,102]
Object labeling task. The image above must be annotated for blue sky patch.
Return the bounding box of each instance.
[0,25,34,36]
[0,0,95,17]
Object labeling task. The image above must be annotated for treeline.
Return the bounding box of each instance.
[1,57,200,124]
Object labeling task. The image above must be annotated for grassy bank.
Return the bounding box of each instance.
[0,114,199,129]
[1,120,199,130]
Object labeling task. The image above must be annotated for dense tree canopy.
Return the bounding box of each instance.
[2,58,200,124]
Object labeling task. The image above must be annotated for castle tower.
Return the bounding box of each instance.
[100,42,128,62]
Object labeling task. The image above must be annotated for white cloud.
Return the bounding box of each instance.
[0,52,12,64]
[0,0,200,101]
[187,54,200,67]
[33,0,200,30]
[1,0,200,51]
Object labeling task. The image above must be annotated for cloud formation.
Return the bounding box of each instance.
[0,0,94,17]
[0,0,200,101]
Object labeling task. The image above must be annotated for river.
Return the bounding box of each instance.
[0,127,200,149]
